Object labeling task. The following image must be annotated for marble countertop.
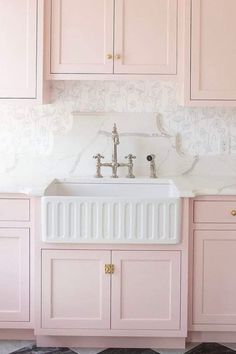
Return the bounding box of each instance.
[172,175,236,197]
[1,175,236,198]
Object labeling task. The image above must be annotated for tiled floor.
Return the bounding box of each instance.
[0,342,236,354]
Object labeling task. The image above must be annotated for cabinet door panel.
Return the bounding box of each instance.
[193,231,236,325]
[51,0,114,74]
[114,0,177,74]
[191,0,236,100]
[0,0,37,98]
[0,228,29,322]
[42,250,111,329]
[111,251,181,330]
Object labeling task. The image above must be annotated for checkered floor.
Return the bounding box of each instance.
[0,342,236,354]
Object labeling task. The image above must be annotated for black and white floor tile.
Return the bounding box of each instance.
[0,342,236,354]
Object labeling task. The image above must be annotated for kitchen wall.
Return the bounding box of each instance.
[1,80,236,193]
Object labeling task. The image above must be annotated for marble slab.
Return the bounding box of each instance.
[185,343,236,354]
[10,344,76,354]
[98,349,159,354]
[7,343,236,354]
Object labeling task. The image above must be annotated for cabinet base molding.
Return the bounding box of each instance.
[36,336,185,349]
[188,331,236,343]
[0,329,35,340]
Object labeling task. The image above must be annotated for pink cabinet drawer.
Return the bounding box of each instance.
[0,199,30,221]
[193,200,236,223]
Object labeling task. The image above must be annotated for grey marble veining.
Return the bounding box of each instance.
[0,342,236,354]
[0,341,34,354]
[10,344,76,354]
[98,350,159,354]
[185,343,236,354]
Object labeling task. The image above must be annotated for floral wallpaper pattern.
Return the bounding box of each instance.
[51,80,236,156]
[0,80,236,193]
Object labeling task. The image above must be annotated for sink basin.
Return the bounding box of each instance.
[42,178,181,244]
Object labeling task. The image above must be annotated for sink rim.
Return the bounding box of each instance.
[50,177,177,185]
[44,177,180,199]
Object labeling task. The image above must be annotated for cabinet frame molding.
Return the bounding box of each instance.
[45,0,184,80]
[0,0,49,105]
[0,195,35,330]
[113,0,178,75]
[189,196,236,332]
[181,0,236,107]
[50,0,114,75]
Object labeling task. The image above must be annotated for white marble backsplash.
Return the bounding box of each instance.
[0,80,236,192]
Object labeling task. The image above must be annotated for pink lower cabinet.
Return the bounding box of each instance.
[193,230,236,326]
[0,228,30,322]
[41,249,181,332]
[42,250,111,329]
[111,251,181,330]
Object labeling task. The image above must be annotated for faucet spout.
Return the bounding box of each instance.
[111,123,119,177]
[93,124,135,178]
[112,123,120,145]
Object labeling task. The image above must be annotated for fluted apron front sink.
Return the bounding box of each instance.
[42,178,181,244]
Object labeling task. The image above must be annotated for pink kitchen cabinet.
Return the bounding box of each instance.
[50,0,114,75]
[49,0,178,77]
[0,0,47,103]
[193,230,236,326]
[0,228,30,323]
[42,250,111,329]
[0,196,34,334]
[114,0,178,75]
[41,249,181,332]
[189,197,236,336]
[183,0,236,106]
[111,250,181,330]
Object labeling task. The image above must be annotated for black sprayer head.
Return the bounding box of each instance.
[147,155,153,162]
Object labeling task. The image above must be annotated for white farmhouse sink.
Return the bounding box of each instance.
[42,178,181,244]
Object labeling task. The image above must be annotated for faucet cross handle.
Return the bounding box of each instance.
[125,154,136,178]
[93,154,104,178]
[125,154,136,162]
[93,153,104,162]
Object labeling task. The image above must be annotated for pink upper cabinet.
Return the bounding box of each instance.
[183,0,236,106]
[0,0,36,99]
[50,0,114,74]
[49,0,178,77]
[111,250,181,330]
[114,0,178,75]
[0,0,46,103]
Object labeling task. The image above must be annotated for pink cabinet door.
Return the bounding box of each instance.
[0,0,37,99]
[50,0,114,74]
[111,251,181,330]
[191,0,236,101]
[0,228,29,322]
[42,250,111,329]
[114,0,178,74]
[193,230,236,325]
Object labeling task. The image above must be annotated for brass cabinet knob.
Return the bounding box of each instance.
[231,210,236,216]
[104,264,115,274]
[107,54,113,60]
[115,54,121,60]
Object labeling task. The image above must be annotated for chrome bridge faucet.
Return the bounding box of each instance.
[93,124,136,178]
